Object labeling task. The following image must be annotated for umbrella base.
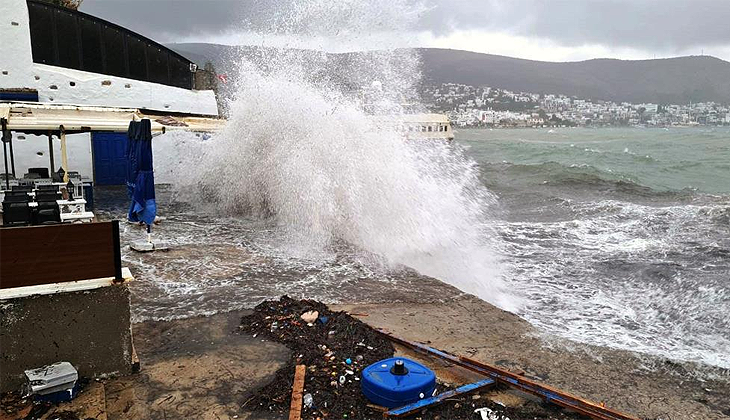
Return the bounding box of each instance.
[130,240,170,253]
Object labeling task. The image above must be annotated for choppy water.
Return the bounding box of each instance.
[94,0,729,372]
[460,127,730,369]
[104,127,730,372]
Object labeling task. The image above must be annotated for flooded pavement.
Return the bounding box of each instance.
[94,186,464,322]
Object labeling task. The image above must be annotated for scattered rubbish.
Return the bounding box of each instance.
[24,362,77,402]
[345,358,352,365]
[361,357,436,408]
[130,239,170,252]
[379,328,640,420]
[318,315,329,324]
[386,378,495,417]
[300,310,319,323]
[303,393,313,408]
[239,297,394,419]
[475,407,508,420]
[239,297,597,420]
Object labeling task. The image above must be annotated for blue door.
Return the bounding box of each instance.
[92,132,128,185]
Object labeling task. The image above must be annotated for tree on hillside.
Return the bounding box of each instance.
[38,0,83,10]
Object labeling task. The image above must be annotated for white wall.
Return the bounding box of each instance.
[8,133,93,180]
[0,0,218,116]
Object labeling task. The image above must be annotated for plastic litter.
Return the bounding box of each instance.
[303,393,313,408]
[24,362,77,396]
[300,310,319,323]
[474,407,509,420]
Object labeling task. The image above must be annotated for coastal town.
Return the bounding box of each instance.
[422,82,730,128]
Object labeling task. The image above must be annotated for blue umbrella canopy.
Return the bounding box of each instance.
[126,119,156,226]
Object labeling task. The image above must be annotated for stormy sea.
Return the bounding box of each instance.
[93,0,729,376]
[100,126,730,375]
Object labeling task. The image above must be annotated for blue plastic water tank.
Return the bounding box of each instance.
[361,357,436,408]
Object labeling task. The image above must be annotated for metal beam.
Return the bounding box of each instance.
[2,134,8,190]
[60,125,69,183]
[386,378,495,417]
[377,329,639,420]
[1,118,9,189]
[47,131,55,178]
[3,118,15,178]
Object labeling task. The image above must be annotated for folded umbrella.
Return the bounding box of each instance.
[126,119,156,226]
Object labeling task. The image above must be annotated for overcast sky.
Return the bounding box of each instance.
[81,0,730,62]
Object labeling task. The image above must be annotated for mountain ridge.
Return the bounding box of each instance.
[168,43,730,105]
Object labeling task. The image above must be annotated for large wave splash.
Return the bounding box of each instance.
[158,0,514,309]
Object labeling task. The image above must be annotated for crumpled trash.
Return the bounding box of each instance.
[303,393,313,408]
[300,311,319,323]
[474,407,509,420]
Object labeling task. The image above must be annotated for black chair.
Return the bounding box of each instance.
[33,200,61,225]
[28,167,50,178]
[37,184,60,192]
[35,191,61,202]
[2,201,33,226]
[3,193,31,203]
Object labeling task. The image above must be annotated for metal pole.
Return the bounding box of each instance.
[48,131,55,179]
[8,130,15,178]
[2,119,14,178]
[2,136,8,190]
[1,119,9,189]
[60,125,69,183]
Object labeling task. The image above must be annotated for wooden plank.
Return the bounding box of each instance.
[288,364,306,420]
[0,221,120,289]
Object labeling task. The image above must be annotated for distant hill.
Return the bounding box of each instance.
[169,43,730,105]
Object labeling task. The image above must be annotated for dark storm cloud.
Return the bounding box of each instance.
[81,0,730,51]
[80,0,278,42]
[420,0,730,50]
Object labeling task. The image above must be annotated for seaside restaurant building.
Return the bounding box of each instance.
[0,0,219,188]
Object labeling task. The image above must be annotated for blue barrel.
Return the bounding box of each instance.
[361,357,436,408]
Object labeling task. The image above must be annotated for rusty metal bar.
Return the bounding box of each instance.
[386,378,494,417]
[377,329,639,420]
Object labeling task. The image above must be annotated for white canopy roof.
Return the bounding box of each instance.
[0,102,225,133]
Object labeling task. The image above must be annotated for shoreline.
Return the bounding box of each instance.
[9,294,728,419]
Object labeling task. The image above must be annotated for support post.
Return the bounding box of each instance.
[2,135,8,190]
[8,131,15,178]
[2,119,14,178]
[60,125,69,183]
[47,131,55,178]
[1,118,8,189]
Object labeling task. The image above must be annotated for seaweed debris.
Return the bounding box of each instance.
[239,296,588,420]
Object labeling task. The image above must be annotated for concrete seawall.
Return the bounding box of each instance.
[0,283,133,392]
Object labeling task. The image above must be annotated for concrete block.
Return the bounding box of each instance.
[0,283,133,392]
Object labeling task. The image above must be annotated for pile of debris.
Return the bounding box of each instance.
[239,296,587,420]
[240,296,395,419]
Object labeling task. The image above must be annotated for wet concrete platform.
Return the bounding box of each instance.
[3,310,289,420]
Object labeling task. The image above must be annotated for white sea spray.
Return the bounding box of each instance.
[155,0,514,309]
